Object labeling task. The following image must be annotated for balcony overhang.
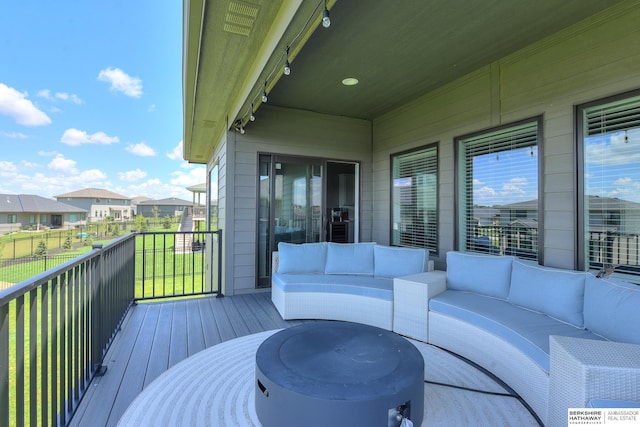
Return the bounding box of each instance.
[183,0,625,164]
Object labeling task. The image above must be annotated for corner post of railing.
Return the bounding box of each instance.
[91,243,107,376]
[216,229,224,298]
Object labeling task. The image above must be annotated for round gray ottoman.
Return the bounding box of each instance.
[255,321,424,427]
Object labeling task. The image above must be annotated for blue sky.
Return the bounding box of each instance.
[0,1,204,201]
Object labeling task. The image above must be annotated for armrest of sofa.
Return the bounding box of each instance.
[393,270,447,342]
[548,335,640,427]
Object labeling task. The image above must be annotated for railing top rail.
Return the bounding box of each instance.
[137,230,221,236]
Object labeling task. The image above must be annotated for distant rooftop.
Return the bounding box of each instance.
[137,197,193,206]
[56,187,130,200]
[0,194,87,213]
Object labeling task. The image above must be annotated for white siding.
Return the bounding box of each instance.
[372,1,640,269]
[225,106,372,294]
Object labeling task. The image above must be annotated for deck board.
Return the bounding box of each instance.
[143,303,172,387]
[69,293,311,427]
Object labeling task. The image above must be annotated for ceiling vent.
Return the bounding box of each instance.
[224,1,259,37]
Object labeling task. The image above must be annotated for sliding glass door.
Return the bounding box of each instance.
[257,154,323,287]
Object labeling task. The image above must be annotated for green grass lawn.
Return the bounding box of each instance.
[3,226,208,425]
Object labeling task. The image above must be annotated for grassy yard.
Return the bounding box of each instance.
[3,228,213,425]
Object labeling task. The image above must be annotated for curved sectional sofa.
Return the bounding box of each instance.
[271,241,430,330]
[271,244,640,426]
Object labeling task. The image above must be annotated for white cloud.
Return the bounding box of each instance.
[167,140,183,160]
[0,131,28,139]
[0,161,18,177]
[98,67,142,98]
[585,130,640,165]
[61,128,119,146]
[119,168,147,182]
[126,142,156,157]
[37,89,53,100]
[170,167,206,187]
[48,154,79,174]
[38,89,83,104]
[55,92,83,104]
[0,83,52,126]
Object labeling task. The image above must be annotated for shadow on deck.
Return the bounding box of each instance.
[70,292,311,427]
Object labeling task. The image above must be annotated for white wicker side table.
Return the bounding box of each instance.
[548,335,640,427]
[393,270,446,342]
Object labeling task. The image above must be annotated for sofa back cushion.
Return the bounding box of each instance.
[325,242,376,275]
[584,275,640,344]
[446,251,514,299]
[374,245,427,278]
[277,242,327,274]
[508,260,585,327]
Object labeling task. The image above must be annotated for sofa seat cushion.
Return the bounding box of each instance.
[272,273,393,300]
[429,290,605,371]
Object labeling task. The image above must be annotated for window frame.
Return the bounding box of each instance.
[454,116,544,261]
[576,88,640,273]
[389,142,439,255]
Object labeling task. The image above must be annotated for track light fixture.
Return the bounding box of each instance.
[235,0,333,132]
[322,1,331,28]
[284,46,291,76]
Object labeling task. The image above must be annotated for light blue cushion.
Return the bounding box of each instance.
[429,290,603,371]
[508,260,586,327]
[277,242,327,274]
[272,273,393,300]
[325,243,376,275]
[446,251,514,299]
[584,275,640,344]
[374,245,427,278]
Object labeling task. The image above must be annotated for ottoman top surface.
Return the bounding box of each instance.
[256,321,424,399]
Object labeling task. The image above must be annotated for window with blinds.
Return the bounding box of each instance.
[580,91,640,274]
[391,145,438,251]
[457,119,541,260]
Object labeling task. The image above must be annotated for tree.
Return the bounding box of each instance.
[35,239,48,257]
[63,232,73,250]
[162,215,172,229]
[135,213,147,231]
[152,206,160,227]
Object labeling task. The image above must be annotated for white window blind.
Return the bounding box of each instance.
[458,121,539,259]
[391,146,438,251]
[582,94,640,273]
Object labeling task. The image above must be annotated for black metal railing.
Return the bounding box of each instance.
[0,234,135,426]
[0,229,222,426]
[135,230,222,301]
[588,231,640,273]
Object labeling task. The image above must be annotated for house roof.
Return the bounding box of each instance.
[55,188,130,200]
[182,0,625,163]
[0,194,87,213]
[186,182,206,193]
[137,198,193,206]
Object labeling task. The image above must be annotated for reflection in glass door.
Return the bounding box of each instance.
[257,154,322,287]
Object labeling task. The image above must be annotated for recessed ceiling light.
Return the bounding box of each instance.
[342,77,359,86]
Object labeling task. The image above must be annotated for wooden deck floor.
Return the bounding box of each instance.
[69,292,310,427]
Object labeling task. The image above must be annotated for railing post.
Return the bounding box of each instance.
[216,229,224,298]
[91,243,107,376]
